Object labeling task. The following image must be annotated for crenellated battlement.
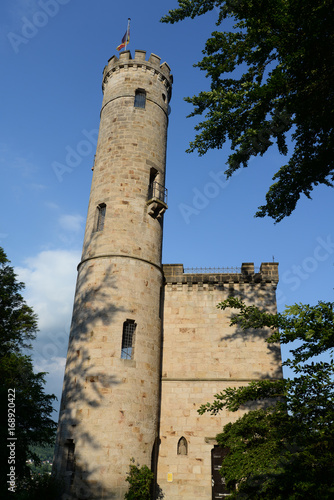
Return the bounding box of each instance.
[102,49,173,97]
[163,262,279,285]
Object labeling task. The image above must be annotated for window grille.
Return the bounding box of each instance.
[134,89,146,109]
[121,320,136,359]
[96,203,106,232]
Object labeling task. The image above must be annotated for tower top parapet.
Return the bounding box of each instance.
[163,262,279,285]
[102,50,173,98]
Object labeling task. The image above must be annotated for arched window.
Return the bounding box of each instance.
[121,319,136,359]
[148,167,158,200]
[149,167,158,186]
[95,203,106,232]
[134,89,146,109]
[177,437,188,456]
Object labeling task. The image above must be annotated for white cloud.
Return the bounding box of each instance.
[16,249,80,336]
[33,355,66,418]
[59,214,84,233]
[16,248,79,365]
[57,214,85,245]
[45,201,59,210]
[16,248,81,415]
[12,156,38,177]
[34,356,66,379]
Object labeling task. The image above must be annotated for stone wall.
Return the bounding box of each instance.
[53,51,173,500]
[157,263,282,499]
[53,47,283,500]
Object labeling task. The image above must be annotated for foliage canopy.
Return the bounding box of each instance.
[199,298,334,498]
[161,0,334,222]
[125,459,155,500]
[0,248,57,499]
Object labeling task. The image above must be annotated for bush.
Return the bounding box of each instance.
[14,474,62,500]
[125,459,160,500]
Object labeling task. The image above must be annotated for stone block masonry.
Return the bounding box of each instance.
[157,263,282,500]
[52,46,282,500]
[53,50,173,500]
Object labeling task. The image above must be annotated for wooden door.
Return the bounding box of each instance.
[211,446,230,499]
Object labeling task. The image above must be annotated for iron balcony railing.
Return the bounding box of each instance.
[148,181,168,205]
[184,267,241,274]
[184,267,260,274]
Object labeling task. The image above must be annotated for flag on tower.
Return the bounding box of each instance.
[116,19,130,51]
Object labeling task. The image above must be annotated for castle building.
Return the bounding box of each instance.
[53,50,282,500]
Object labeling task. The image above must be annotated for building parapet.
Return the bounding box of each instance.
[162,262,279,285]
[102,50,173,99]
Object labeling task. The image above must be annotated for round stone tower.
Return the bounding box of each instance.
[53,50,172,500]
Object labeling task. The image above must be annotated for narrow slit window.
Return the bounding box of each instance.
[121,319,136,359]
[177,437,188,456]
[95,203,106,232]
[66,439,75,471]
[159,286,163,319]
[134,89,146,109]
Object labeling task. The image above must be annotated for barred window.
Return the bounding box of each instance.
[95,203,106,232]
[134,89,146,109]
[121,319,136,359]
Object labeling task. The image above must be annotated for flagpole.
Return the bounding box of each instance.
[125,18,130,51]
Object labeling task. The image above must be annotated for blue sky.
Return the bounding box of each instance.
[1,0,333,416]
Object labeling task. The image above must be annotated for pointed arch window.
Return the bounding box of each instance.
[95,203,106,232]
[121,319,136,359]
[177,437,188,456]
[134,89,146,109]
